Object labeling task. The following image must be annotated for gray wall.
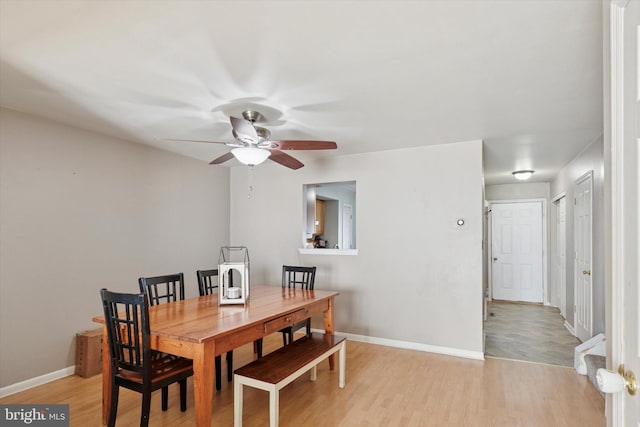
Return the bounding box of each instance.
[229,140,485,355]
[0,109,230,387]
[550,137,605,334]
[485,183,550,201]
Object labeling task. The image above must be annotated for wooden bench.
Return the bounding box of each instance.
[233,333,346,427]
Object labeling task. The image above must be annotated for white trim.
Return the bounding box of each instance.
[574,170,594,342]
[551,195,568,315]
[552,191,567,203]
[0,366,76,398]
[298,248,358,256]
[312,328,485,361]
[342,203,353,250]
[611,0,630,9]
[609,1,627,424]
[486,206,493,301]
[487,198,548,304]
[564,320,576,337]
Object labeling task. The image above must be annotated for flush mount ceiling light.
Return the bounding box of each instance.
[512,170,535,180]
[231,147,271,166]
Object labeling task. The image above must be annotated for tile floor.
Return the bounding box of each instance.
[484,300,581,367]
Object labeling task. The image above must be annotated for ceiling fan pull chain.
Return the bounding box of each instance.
[247,166,254,199]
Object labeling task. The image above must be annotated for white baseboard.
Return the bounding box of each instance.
[0,366,75,398]
[564,320,576,336]
[312,329,485,361]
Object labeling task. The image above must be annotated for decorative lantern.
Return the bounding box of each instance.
[218,246,250,305]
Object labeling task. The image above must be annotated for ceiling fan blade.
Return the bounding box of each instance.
[230,116,259,144]
[269,140,337,150]
[209,151,235,165]
[268,149,304,170]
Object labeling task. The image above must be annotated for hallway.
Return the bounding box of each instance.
[484,300,581,367]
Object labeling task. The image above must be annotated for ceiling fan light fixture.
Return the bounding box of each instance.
[231,147,271,166]
[512,170,535,180]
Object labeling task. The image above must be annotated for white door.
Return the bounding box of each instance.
[554,196,567,318]
[574,172,593,342]
[610,0,639,423]
[491,202,543,303]
[342,204,353,250]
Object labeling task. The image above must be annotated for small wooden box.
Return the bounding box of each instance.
[75,328,103,378]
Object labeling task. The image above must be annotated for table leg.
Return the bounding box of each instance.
[101,326,110,425]
[323,296,336,370]
[193,341,215,427]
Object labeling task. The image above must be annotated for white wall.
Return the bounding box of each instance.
[229,140,484,355]
[0,109,230,387]
[551,136,605,333]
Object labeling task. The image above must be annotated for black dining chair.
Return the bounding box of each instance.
[138,273,184,306]
[100,288,193,427]
[196,269,234,391]
[254,265,317,356]
[138,273,194,400]
[280,265,316,345]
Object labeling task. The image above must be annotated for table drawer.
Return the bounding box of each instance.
[264,308,309,334]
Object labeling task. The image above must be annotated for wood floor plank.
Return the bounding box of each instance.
[0,334,604,426]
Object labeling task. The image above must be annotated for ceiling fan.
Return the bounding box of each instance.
[172,110,337,170]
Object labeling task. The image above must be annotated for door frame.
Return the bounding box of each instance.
[342,203,353,250]
[487,198,548,303]
[574,170,594,342]
[551,192,567,317]
[609,0,634,424]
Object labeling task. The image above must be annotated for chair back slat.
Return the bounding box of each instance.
[138,273,184,306]
[100,289,150,375]
[196,269,219,296]
[282,265,316,290]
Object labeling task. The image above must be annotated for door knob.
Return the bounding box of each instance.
[493,257,498,261]
[596,364,637,396]
[582,270,591,275]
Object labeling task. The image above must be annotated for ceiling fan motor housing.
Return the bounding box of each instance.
[242,110,265,123]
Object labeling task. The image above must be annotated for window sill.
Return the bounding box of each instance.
[298,248,359,256]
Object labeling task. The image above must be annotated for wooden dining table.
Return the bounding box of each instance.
[93,285,339,427]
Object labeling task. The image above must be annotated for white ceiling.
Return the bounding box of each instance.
[0,1,603,185]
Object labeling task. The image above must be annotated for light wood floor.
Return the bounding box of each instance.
[0,334,604,426]
[484,300,581,367]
